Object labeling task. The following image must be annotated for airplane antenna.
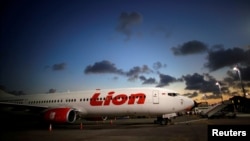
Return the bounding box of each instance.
[96,89,101,93]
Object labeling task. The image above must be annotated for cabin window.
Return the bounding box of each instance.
[168,93,178,96]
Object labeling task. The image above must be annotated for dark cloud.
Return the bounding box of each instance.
[171,40,208,55]
[126,65,151,76]
[153,61,167,70]
[84,61,185,86]
[156,73,181,87]
[182,73,219,93]
[240,66,250,81]
[84,60,153,81]
[116,12,143,41]
[84,60,123,74]
[244,49,250,65]
[52,63,66,71]
[126,65,152,81]
[183,91,199,98]
[139,76,157,84]
[182,73,204,90]
[204,47,247,71]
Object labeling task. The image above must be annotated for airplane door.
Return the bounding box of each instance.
[152,90,159,104]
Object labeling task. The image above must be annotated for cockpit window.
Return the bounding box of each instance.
[168,93,179,96]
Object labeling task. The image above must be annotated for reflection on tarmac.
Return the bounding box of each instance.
[1,115,250,141]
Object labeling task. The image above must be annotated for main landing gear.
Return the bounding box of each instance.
[154,116,172,125]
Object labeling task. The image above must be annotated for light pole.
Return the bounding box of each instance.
[233,66,246,98]
[216,82,223,102]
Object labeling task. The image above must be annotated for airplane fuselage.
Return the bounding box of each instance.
[0,87,194,124]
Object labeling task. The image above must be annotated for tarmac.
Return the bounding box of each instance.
[0,114,250,141]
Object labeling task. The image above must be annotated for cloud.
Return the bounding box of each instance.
[84,60,186,87]
[52,63,66,71]
[156,73,181,87]
[182,73,220,94]
[183,91,199,98]
[139,76,157,84]
[116,12,143,41]
[84,60,123,74]
[153,61,167,70]
[84,60,186,86]
[182,73,205,90]
[240,66,250,81]
[126,65,152,79]
[204,47,247,71]
[84,60,152,81]
[171,40,208,55]
[85,61,234,90]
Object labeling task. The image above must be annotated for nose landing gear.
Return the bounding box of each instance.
[154,116,172,125]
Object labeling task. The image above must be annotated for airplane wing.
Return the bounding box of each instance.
[0,101,79,124]
[0,102,48,113]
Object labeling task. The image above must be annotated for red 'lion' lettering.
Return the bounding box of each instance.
[103,91,114,106]
[90,93,102,106]
[112,94,127,105]
[90,91,146,106]
[128,93,145,104]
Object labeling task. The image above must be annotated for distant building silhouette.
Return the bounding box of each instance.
[230,96,250,113]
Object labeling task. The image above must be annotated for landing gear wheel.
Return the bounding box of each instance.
[160,119,168,125]
[154,117,169,125]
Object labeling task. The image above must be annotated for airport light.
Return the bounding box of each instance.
[215,82,223,102]
[233,66,246,98]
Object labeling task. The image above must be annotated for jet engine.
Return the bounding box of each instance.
[43,108,76,123]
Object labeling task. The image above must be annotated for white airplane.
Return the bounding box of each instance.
[0,87,195,125]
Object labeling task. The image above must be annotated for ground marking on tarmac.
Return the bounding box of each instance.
[174,118,208,124]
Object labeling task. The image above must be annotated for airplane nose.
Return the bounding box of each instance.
[185,100,198,111]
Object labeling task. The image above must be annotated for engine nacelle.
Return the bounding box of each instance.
[43,108,76,123]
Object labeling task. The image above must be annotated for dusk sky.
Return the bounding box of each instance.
[1,0,250,102]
